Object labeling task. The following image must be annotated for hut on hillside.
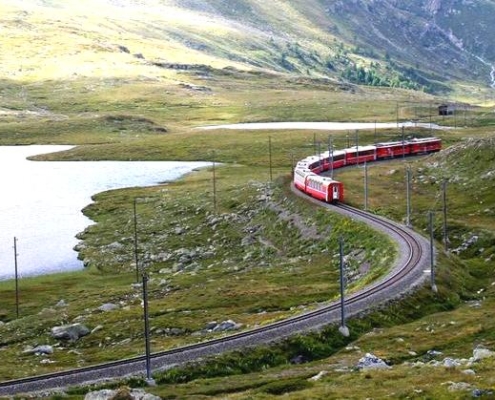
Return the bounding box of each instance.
[438,104,455,116]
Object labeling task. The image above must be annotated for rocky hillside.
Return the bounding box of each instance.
[2,0,495,93]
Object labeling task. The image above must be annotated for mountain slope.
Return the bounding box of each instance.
[1,0,494,93]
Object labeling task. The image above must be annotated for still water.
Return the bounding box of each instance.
[0,146,209,280]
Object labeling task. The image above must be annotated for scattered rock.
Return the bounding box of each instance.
[467,300,482,308]
[308,371,328,381]
[203,319,242,333]
[447,381,471,392]
[98,303,119,312]
[442,357,461,368]
[118,45,130,53]
[425,349,443,359]
[84,387,160,400]
[462,369,476,375]
[290,354,308,365]
[357,353,390,370]
[23,345,54,355]
[205,321,218,331]
[51,323,90,341]
[472,388,494,398]
[472,346,495,361]
[55,299,67,308]
[91,325,104,334]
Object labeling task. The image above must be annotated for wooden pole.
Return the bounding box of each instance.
[14,237,19,318]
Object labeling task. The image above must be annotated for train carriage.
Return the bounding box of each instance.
[344,145,377,165]
[332,150,347,169]
[375,141,411,159]
[297,156,323,173]
[293,167,312,191]
[409,137,441,154]
[305,174,344,203]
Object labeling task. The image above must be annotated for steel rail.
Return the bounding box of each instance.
[0,193,430,396]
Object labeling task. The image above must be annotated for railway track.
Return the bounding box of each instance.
[0,194,431,396]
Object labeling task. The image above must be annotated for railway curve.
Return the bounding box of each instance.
[0,190,432,397]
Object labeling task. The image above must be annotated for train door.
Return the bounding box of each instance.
[332,185,339,201]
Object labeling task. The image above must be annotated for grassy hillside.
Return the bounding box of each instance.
[2,0,495,97]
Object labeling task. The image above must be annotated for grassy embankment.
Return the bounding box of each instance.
[0,71,494,398]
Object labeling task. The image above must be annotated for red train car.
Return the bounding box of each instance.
[409,137,442,154]
[375,141,411,159]
[293,168,312,191]
[305,174,344,203]
[328,150,347,169]
[345,145,376,165]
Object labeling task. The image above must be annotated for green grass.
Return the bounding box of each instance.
[1,2,495,397]
[0,50,495,399]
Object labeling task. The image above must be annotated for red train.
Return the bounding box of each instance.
[294,137,441,203]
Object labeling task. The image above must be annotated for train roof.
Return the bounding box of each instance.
[294,167,313,174]
[306,174,340,183]
[321,149,346,158]
[410,137,440,143]
[344,145,376,152]
[375,141,405,147]
[298,155,321,164]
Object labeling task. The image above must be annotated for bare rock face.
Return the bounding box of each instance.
[424,0,443,15]
[51,323,90,341]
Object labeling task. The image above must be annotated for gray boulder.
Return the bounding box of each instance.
[51,323,90,341]
[473,346,495,361]
[98,303,119,312]
[23,345,54,355]
[357,353,390,370]
[212,320,242,332]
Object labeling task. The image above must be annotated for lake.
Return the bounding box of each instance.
[0,146,209,280]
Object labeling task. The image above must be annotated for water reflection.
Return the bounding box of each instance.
[0,146,209,280]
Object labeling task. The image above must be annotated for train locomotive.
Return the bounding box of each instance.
[293,137,441,203]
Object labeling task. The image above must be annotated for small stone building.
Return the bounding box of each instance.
[438,104,455,116]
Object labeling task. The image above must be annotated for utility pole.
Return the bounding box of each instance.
[133,199,140,283]
[429,211,438,292]
[454,102,457,129]
[212,152,217,214]
[141,267,154,384]
[268,136,273,183]
[328,135,334,179]
[374,120,377,144]
[429,102,433,134]
[364,162,368,211]
[14,237,19,318]
[442,179,448,251]
[338,236,349,337]
[355,130,359,166]
[406,166,412,227]
[290,151,295,176]
[401,126,405,159]
[395,102,399,129]
[317,141,322,171]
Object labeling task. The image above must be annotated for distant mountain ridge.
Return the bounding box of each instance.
[2,0,494,93]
